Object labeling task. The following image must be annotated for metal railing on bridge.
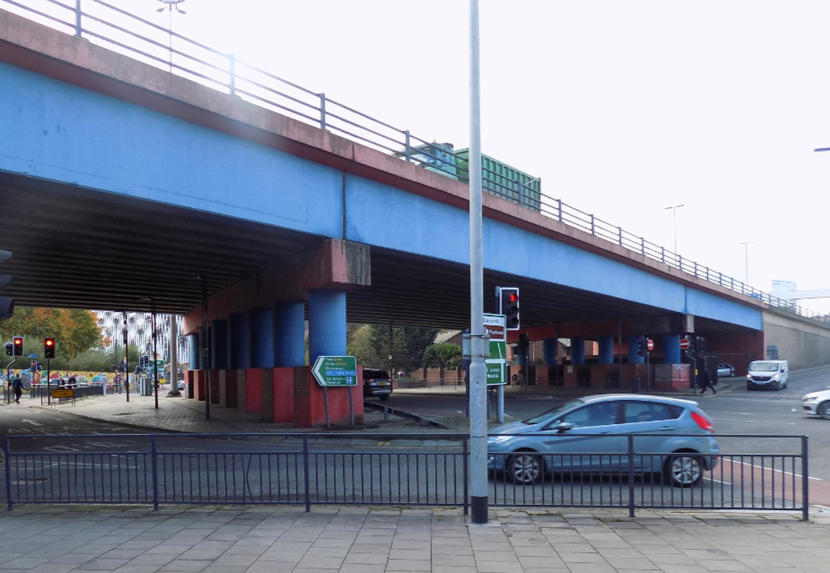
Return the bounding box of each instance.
[2,0,827,325]
[2,432,809,519]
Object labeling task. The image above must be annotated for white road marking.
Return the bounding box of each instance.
[730,460,822,481]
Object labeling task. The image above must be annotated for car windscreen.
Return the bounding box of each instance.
[749,361,779,372]
[522,398,585,425]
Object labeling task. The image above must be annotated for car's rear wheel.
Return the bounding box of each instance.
[664,452,702,487]
[508,451,541,485]
[818,402,830,420]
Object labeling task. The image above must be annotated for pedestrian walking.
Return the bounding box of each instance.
[698,367,717,395]
[11,376,23,404]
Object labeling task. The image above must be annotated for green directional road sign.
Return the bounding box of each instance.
[312,356,358,387]
[484,313,507,385]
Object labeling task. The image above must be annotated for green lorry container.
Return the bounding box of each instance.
[455,149,541,211]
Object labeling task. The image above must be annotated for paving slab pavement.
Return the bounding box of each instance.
[0,504,827,573]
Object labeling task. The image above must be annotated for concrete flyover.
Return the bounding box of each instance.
[0,7,827,426]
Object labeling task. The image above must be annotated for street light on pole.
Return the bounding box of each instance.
[156,0,186,73]
[739,241,754,285]
[664,204,684,254]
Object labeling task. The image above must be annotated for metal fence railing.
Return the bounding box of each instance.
[2,433,809,519]
[2,0,827,325]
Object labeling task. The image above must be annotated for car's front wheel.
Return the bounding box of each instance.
[508,451,541,485]
[818,402,830,420]
[665,452,702,487]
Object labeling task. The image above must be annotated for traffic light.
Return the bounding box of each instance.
[12,336,23,357]
[498,287,520,330]
[4,342,12,356]
[30,360,37,372]
[44,337,56,359]
[637,336,646,358]
[698,336,707,354]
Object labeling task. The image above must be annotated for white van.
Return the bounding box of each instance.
[746,360,789,391]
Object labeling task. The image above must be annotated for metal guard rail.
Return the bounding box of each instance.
[2,432,809,520]
[2,0,826,324]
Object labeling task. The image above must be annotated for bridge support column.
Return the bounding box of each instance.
[598,336,614,365]
[543,338,558,365]
[187,333,200,370]
[210,320,229,370]
[628,335,645,364]
[228,313,250,370]
[571,337,585,365]
[273,301,305,367]
[293,290,361,428]
[249,308,274,368]
[664,333,681,364]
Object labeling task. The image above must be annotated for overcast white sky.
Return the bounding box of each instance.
[23,1,830,312]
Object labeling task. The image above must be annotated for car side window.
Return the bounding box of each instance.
[622,402,682,423]
[561,403,619,428]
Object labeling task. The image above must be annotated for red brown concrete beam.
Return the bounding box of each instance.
[181,239,369,334]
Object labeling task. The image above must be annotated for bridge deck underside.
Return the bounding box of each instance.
[0,174,746,332]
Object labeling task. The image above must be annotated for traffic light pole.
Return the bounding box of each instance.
[46,359,50,406]
[151,300,158,410]
[469,0,488,525]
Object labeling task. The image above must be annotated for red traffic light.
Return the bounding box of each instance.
[509,293,518,303]
[45,339,53,347]
[44,337,56,359]
[12,336,23,356]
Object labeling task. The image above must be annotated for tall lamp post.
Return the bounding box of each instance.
[156,0,186,72]
[739,241,754,285]
[664,204,684,254]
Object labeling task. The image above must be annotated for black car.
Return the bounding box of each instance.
[363,368,392,401]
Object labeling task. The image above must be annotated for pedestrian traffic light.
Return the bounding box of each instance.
[12,336,23,356]
[498,287,520,330]
[44,337,56,359]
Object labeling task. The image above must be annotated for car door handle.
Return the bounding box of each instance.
[660,426,674,431]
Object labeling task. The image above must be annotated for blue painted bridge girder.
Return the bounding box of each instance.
[0,60,761,331]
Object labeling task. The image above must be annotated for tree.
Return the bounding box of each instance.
[0,307,101,360]
[423,342,462,370]
[367,324,439,374]
[347,324,383,367]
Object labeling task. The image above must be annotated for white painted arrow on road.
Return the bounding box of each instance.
[20,419,44,427]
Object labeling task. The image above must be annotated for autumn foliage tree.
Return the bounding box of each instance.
[0,307,101,360]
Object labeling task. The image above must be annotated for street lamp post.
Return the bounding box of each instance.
[664,204,684,254]
[739,241,754,285]
[156,0,186,73]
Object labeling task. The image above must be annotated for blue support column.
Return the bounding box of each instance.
[571,337,585,365]
[664,333,681,364]
[273,301,306,367]
[543,338,558,365]
[249,308,275,368]
[188,333,200,370]
[228,313,250,370]
[598,336,614,365]
[308,290,347,364]
[211,320,229,369]
[628,335,644,365]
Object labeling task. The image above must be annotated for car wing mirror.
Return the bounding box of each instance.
[551,421,574,433]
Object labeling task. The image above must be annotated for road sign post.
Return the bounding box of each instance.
[484,314,506,423]
[312,356,358,428]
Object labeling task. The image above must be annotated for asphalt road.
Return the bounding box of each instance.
[1,366,828,511]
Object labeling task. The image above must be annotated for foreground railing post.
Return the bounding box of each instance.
[627,434,635,517]
[151,435,159,511]
[802,436,809,521]
[303,434,311,512]
[4,437,12,511]
[463,436,469,516]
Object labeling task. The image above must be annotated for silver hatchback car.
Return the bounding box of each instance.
[487,394,719,487]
